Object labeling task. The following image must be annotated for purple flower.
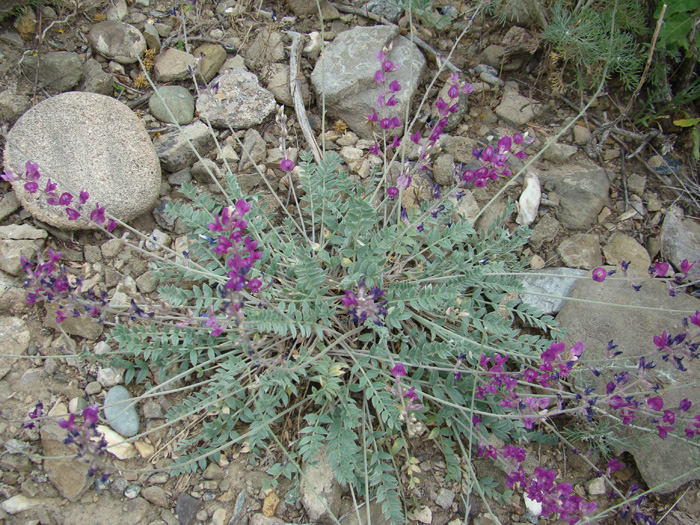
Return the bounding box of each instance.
[680,398,692,412]
[59,192,72,205]
[681,259,696,276]
[391,362,406,377]
[436,97,448,115]
[58,413,76,429]
[381,60,396,72]
[389,80,401,93]
[503,445,526,463]
[374,70,385,84]
[44,179,57,194]
[477,444,498,459]
[410,130,420,144]
[497,136,512,153]
[106,219,117,232]
[25,161,40,181]
[651,261,669,277]
[248,278,262,293]
[55,309,67,323]
[513,133,524,144]
[397,174,411,189]
[369,142,380,155]
[24,401,44,429]
[24,181,38,193]
[280,158,295,172]
[591,267,607,282]
[657,425,673,438]
[387,186,399,199]
[83,405,99,425]
[663,410,675,424]
[90,204,106,225]
[647,397,664,411]
[391,135,400,148]
[448,84,459,98]
[653,331,669,350]
[66,208,81,220]
[379,118,392,130]
[342,279,387,325]
[367,108,378,122]
[79,190,90,204]
[2,167,16,181]
[606,458,624,474]
[376,92,385,107]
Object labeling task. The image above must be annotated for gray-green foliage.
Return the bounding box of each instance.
[104,147,556,523]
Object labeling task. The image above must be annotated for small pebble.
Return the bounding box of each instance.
[124,484,141,499]
[68,397,88,414]
[85,381,102,395]
[111,477,129,494]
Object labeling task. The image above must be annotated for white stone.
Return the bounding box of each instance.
[516,172,541,226]
[524,494,542,516]
[106,0,128,21]
[134,440,155,458]
[146,229,172,251]
[414,505,433,524]
[94,341,111,355]
[95,425,138,459]
[587,477,606,496]
[1,495,43,514]
[304,32,323,58]
[97,367,124,387]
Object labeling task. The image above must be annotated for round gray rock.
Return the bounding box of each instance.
[104,385,140,437]
[89,20,146,64]
[149,86,195,125]
[3,92,161,230]
[196,68,276,129]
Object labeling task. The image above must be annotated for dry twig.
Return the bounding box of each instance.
[287,31,322,165]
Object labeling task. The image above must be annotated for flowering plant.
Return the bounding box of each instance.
[10,8,700,525]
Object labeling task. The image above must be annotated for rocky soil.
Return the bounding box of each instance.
[1,1,700,524]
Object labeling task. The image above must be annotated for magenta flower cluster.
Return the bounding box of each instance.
[367,46,403,137]
[407,72,474,154]
[58,404,110,479]
[477,444,597,523]
[460,132,532,188]
[592,258,696,291]
[21,248,115,324]
[390,362,424,411]
[200,200,263,337]
[475,342,584,428]
[341,278,387,325]
[207,200,262,294]
[603,312,700,438]
[2,161,116,230]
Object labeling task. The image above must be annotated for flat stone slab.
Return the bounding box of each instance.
[518,267,588,315]
[558,275,700,494]
[3,92,161,230]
